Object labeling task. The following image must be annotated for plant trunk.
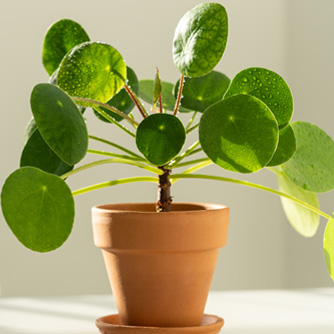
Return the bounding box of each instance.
[156,167,172,212]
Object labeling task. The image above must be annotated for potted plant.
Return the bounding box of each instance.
[1,1,334,332]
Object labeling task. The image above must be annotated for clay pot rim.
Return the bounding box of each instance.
[92,202,228,215]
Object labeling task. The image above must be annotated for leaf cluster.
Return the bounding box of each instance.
[1,3,333,282]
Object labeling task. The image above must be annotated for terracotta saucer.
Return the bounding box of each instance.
[96,314,224,334]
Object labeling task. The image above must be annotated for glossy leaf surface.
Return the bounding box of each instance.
[21,129,73,176]
[199,94,278,173]
[267,124,296,166]
[30,83,88,165]
[94,67,139,122]
[58,42,126,104]
[49,69,86,114]
[282,122,334,193]
[324,214,334,280]
[173,3,228,77]
[42,19,90,75]
[277,171,319,237]
[174,71,230,112]
[136,114,186,166]
[1,167,74,252]
[224,68,293,128]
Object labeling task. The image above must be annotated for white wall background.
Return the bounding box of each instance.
[0,0,333,297]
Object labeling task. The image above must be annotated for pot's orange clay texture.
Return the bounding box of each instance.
[92,203,229,327]
[95,314,224,334]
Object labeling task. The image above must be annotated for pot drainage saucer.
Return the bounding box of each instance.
[96,314,224,334]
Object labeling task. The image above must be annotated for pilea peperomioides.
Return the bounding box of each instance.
[1,3,334,282]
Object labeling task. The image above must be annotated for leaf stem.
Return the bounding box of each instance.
[72,176,158,196]
[87,149,146,162]
[89,135,142,158]
[94,107,136,137]
[168,141,201,168]
[60,158,163,180]
[186,123,199,134]
[124,85,148,118]
[126,113,137,129]
[186,112,198,131]
[171,160,213,184]
[173,74,184,116]
[188,148,203,156]
[169,173,330,219]
[172,157,211,168]
[71,96,138,126]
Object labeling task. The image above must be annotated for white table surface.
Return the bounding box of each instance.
[0,289,334,334]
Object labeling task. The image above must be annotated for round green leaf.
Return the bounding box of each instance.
[136,114,186,166]
[199,94,279,173]
[1,167,75,252]
[224,68,293,128]
[49,69,86,114]
[57,42,126,104]
[174,71,230,112]
[138,80,190,112]
[30,83,88,165]
[23,117,38,146]
[267,124,296,167]
[282,121,334,193]
[277,171,320,237]
[324,214,334,281]
[173,3,228,77]
[21,129,73,176]
[42,19,90,76]
[94,66,139,123]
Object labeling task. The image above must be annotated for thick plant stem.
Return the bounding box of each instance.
[156,167,172,212]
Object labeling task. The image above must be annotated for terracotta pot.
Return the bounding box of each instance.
[92,203,229,328]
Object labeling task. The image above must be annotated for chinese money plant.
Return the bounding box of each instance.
[1,3,334,282]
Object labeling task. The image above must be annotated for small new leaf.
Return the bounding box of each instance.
[152,68,162,112]
[139,80,190,112]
